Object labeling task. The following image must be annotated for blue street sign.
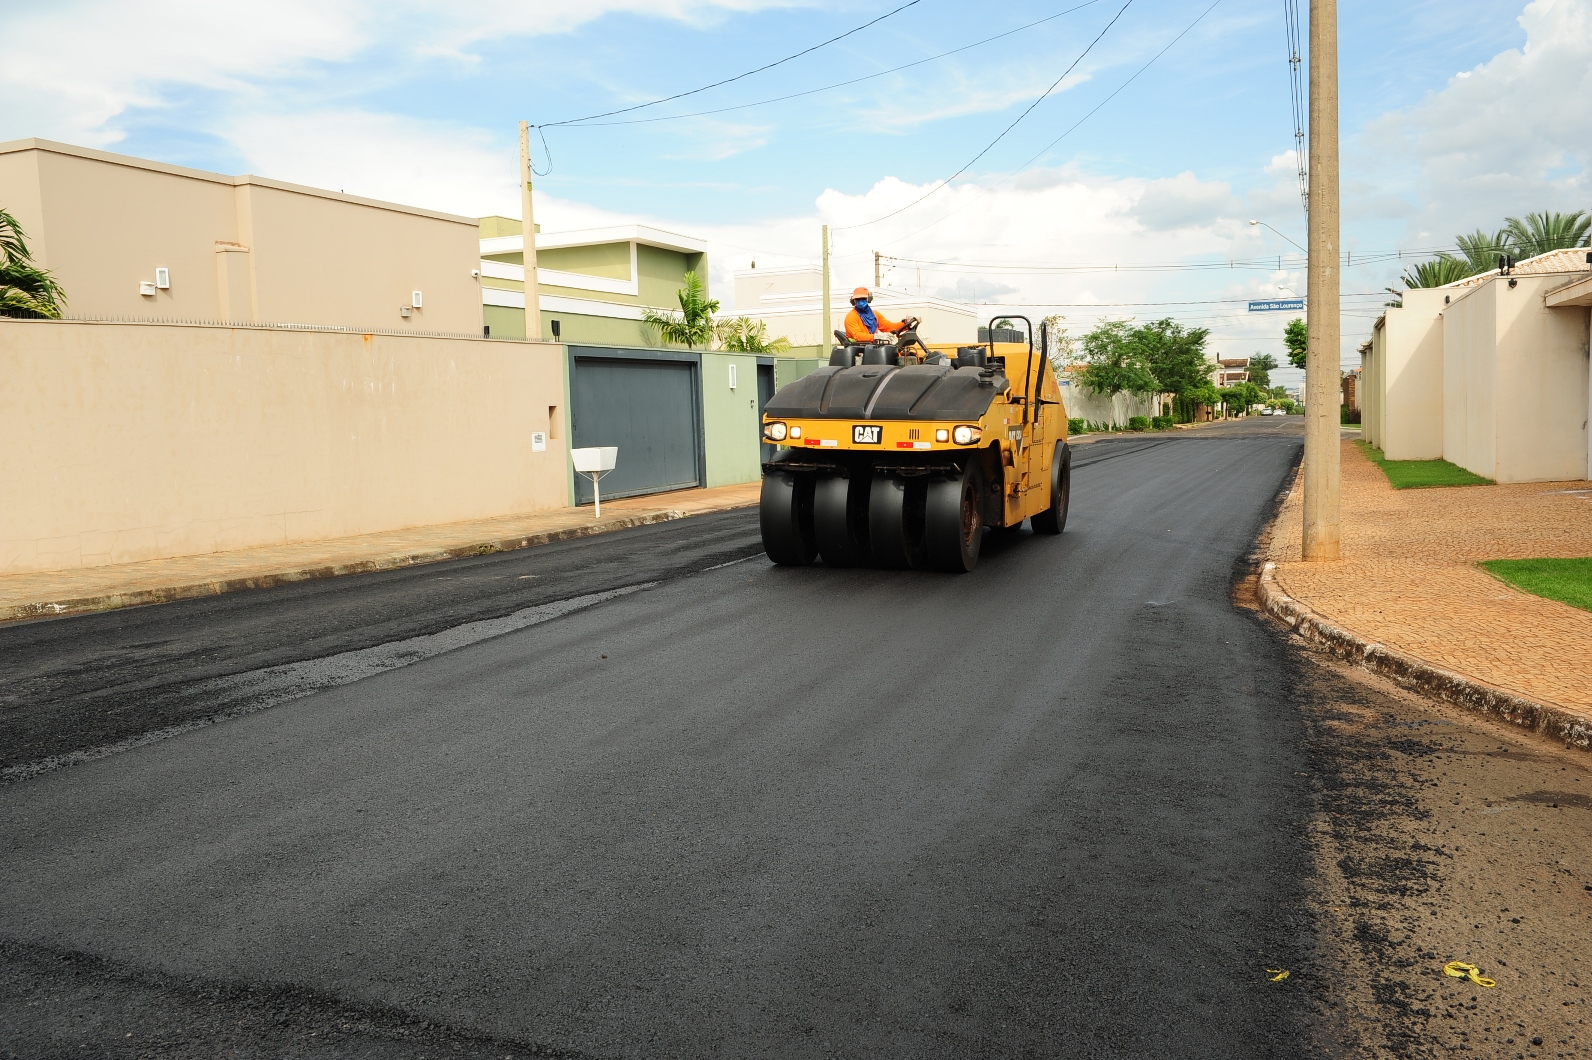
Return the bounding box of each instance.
[1248,298,1305,312]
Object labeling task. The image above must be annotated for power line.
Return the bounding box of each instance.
[870,0,1224,250]
[538,0,924,128]
[833,0,1137,231]
[558,2,1106,128]
[1282,0,1308,213]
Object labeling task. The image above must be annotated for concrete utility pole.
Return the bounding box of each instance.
[1302,0,1340,561]
[874,250,882,290]
[821,225,832,348]
[519,121,543,342]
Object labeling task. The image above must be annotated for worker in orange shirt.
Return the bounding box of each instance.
[843,287,917,343]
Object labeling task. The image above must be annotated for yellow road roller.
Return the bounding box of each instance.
[759,316,1071,573]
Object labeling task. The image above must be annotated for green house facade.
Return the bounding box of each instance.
[478,218,708,346]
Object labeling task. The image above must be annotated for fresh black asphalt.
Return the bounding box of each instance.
[1,419,1321,1057]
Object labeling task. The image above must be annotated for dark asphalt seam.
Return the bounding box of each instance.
[1,583,657,786]
[0,936,599,1059]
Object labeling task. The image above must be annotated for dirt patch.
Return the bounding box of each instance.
[1292,652,1592,1057]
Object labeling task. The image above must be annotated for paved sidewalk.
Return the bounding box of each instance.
[1265,439,1592,726]
[0,482,762,623]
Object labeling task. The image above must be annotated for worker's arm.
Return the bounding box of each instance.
[875,312,905,334]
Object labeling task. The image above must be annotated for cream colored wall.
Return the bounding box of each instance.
[1492,278,1589,483]
[0,140,481,334]
[0,320,568,575]
[1440,276,1590,483]
[1441,283,1496,477]
[1379,288,1446,459]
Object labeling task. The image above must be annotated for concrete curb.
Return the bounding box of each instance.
[1,510,701,623]
[1258,561,1592,752]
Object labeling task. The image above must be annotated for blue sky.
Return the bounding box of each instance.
[3,0,1589,380]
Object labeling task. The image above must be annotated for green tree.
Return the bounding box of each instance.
[1077,319,1158,396]
[1220,381,1265,415]
[0,207,66,319]
[1132,318,1213,398]
[1040,313,1076,373]
[642,271,718,349]
[1284,317,1308,369]
[1455,228,1511,272]
[1503,210,1590,258]
[1400,254,1478,290]
[715,316,790,353]
[1247,352,1278,389]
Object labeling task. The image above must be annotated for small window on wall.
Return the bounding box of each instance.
[548,406,560,440]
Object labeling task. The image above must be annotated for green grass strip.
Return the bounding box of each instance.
[1481,557,1592,613]
[1355,441,1493,489]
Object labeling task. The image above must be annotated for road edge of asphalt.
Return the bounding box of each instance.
[1256,562,1592,753]
[2,510,710,624]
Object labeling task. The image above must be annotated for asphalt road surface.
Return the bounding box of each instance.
[2,419,1336,1057]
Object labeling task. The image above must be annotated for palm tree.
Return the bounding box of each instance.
[0,207,66,318]
[642,271,718,349]
[1454,229,1511,272]
[1400,254,1476,289]
[1502,210,1590,258]
[715,316,790,353]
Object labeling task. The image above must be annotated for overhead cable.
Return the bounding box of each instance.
[560,2,1106,128]
[1282,0,1308,212]
[870,0,1224,250]
[833,0,1137,231]
[538,0,923,128]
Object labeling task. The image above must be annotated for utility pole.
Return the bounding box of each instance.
[519,121,543,342]
[1302,0,1340,560]
[874,250,882,290]
[821,225,832,348]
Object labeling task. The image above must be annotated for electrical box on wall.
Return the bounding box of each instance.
[155,267,170,289]
[411,290,423,308]
[139,281,156,297]
[531,431,547,453]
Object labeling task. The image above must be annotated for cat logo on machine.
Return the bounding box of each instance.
[853,424,883,445]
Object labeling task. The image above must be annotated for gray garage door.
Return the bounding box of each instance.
[570,351,702,504]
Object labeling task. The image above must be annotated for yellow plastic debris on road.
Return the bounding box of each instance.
[1266,969,1290,982]
[1443,961,1497,988]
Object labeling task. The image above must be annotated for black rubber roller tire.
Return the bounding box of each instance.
[760,472,817,565]
[868,475,927,569]
[1031,442,1071,536]
[813,473,871,567]
[924,465,983,572]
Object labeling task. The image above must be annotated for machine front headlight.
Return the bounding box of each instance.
[952,425,981,445]
[935,429,950,442]
[790,425,803,439]
[763,421,788,441]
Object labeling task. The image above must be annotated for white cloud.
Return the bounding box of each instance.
[1362,0,1592,241]
[0,0,804,145]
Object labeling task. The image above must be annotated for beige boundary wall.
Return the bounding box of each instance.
[1,320,569,575]
[0,139,483,334]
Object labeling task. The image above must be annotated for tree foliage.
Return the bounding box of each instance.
[1040,313,1077,373]
[1284,317,1308,370]
[0,207,66,319]
[1247,352,1278,389]
[1454,228,1510,272]
[1076,319,1158,396]
[714,316,790,353]
[642,271,718,349]
[1400,254,1477,290]
[1220,381,1265,414]
[1076,317,1213,399]
[1503,210,1590,257]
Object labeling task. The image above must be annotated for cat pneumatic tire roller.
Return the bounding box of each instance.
[758,316,1071,574]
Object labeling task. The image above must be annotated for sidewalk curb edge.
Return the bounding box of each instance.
[1258,561,1591,752]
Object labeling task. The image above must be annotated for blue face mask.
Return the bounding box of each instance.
[854,299,878,331]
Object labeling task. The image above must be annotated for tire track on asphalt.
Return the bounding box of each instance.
[2,583,656,785]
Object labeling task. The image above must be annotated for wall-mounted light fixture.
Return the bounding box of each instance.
[550,319,561,340]
[155,267,170,289]
[728,363,738,390]
[411,290,423,308]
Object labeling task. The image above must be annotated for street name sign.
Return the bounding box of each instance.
[1248,298,1305,312]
